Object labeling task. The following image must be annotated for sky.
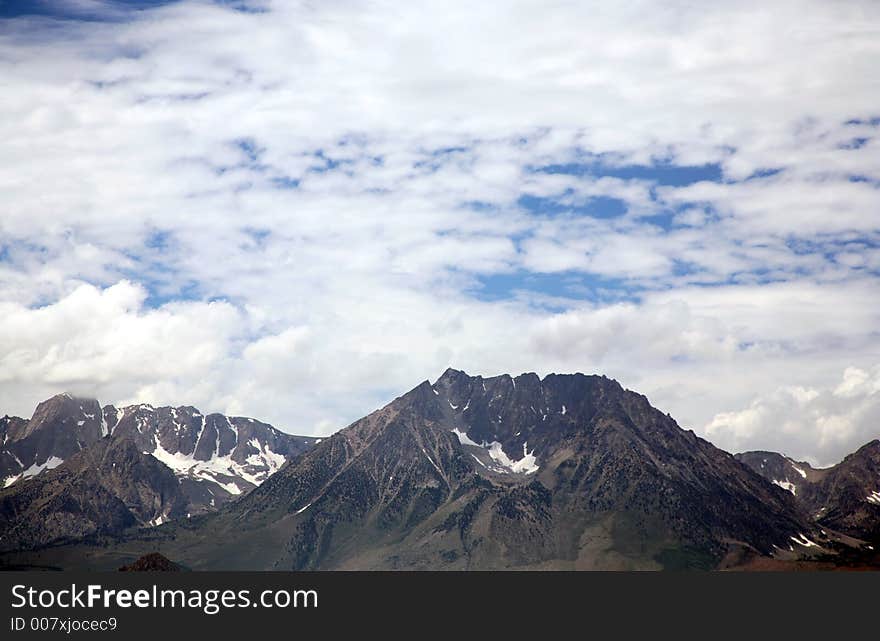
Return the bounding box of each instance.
[0,0,879,467]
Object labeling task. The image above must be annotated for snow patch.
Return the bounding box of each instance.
[226,416,239,449]
[451,428,480,447]
[451,431,540,475]
[215,480,242,496]
[422,449,442,475]
[471,454,487,468]
[789,462,807,478]
[790,533,820,548]
[773,479,797,495]
[4,456,65,487]
[866,490,880,505]
[150,433,284,488]
[25,456,64,477]
[487,441,539,475]
[147,514,168,527]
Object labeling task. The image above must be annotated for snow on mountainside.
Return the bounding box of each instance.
[166,369,822,571]
[737,442,880,541]
[734,451,815,498]
[0,394,319,516]
[103,403,318,504]
[3,372,880,569]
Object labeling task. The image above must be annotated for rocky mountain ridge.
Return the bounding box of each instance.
[2,394,318,503]
[2,370,877,570]
[738,441,880,542]
[50,369,841,571]
[0,394,318,550]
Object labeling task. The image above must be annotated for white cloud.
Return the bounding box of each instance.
[0,281,245,416]
[0,1,878,462]
[705,366,880,467]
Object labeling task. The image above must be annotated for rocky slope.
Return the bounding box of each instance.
[1,394,319,512]
[738,441,880,541]
[103,403,319,509]
[1,395,105,486]
[734,451,820,497]
[62,369,830,571]
[0,437,187,551]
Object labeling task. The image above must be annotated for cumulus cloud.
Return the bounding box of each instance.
[705,367,880,467]
[0,281,245,414]
[0,1,878,462]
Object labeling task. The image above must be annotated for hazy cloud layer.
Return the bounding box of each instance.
[1,1,878,464]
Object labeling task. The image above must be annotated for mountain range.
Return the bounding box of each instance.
[1,369,878,570]
[0,394,318,550]
[736,443,880,544]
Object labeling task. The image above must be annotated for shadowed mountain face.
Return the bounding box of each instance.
[734,451,818,498]
[76,369,824,571]
[1,395,319,513]
[103,404,319,509]
[1,395,105,486]
[0,437,187,551]
[0,395,320,553]
[738,441,880,541]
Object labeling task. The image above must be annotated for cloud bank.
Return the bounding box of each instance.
[0,0,878,465]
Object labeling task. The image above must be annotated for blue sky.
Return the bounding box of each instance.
[0,1,179,20]
[0,0,879,465]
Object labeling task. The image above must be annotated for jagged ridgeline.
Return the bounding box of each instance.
[1,370,878,570]
[0,394,318,550]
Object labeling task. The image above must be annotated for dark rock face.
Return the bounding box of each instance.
[158,369,818,570]
[0,395,320,551]
[104,404,319,510]
[734,451,817,497]
[1,396,319,515]
[0,437,187,551]
[0,415,28,479]
[118,552,182,572]
[6,370,874,570]
[1,395,105,485]
[739,441,880,541]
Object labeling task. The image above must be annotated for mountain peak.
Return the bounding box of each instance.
[853,439,880,456]
[193,368,817,570]
[435,367,471,385]
[1,393,319,526]
[6,374,866,570]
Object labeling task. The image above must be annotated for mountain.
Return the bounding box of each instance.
[101,403,320,510]
[0,437,187,551]
[118,552,183,572]
[1,395,105,487]
[738,441,880,541]
[31,368,839,571]
[0,394,320,520]
[734,451,820,497]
